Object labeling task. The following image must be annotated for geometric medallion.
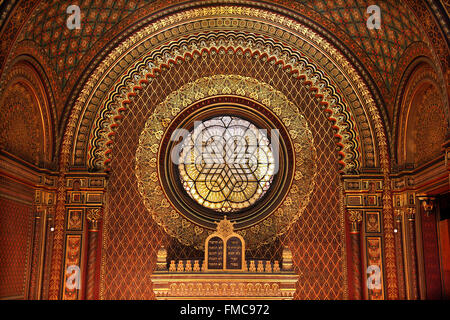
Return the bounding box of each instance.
[135,75,317,250]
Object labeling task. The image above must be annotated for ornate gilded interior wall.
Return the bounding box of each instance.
[0,56,55,300]
[40,2,412,300]
[0,0,448,301]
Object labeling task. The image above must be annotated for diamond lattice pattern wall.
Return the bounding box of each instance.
[100,52,345,300]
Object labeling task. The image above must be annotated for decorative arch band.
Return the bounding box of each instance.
[87,32,364,174]
[64,7,386,175]
[47,1,398,300]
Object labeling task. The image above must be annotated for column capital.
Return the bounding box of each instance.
[406,207,416,221]
[394,209,403,222]
[87,208,102,231]
[348,210,363,233]
[417,196,436,217]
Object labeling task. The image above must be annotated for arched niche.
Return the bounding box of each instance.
[0,59,55,168]
[396,61,449,168]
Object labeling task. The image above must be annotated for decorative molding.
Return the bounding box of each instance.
[153,277,296,299]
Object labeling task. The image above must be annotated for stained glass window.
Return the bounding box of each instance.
[178,116,275,213]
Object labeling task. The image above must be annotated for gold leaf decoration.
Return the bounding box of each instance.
[135,75,316,250]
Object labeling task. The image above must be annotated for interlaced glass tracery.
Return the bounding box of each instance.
[178,116,275,213]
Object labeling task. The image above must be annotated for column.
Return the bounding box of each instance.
[85,208,102,300]
[41,210,54,300]
[348,210,363,300]
[29,210,43,299]
[394,209,406,299]
[406,207,419,300]
[418,196,442,299]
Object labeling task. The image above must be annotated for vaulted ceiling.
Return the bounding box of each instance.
[0,0,448,168]
[15,0,427,90]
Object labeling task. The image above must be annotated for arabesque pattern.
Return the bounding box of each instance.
[0,198,34,299]
[17,0,425,92]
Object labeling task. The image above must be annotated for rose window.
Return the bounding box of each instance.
[178,116,275,213]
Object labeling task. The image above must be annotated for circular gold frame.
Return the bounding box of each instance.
[135,75,317,249]
[159,99,293,230]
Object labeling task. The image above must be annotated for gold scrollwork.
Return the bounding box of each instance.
[135,75,317,250]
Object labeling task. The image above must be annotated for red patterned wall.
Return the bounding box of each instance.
[100,52,345,299]
[0,197,34,299]
[420,208,442,299]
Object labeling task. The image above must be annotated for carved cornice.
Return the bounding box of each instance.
[151,273,298,299]
[391,157,448,195]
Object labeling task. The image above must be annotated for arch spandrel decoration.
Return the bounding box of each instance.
[135,75,317,250]
[66,6,385,175]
